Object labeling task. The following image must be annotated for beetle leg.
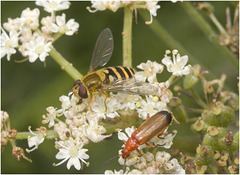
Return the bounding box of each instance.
[145,142,155,148]
[158,132,168,137]
[123,140,127,144]
[146,113,150,120]
[136,149,141,155]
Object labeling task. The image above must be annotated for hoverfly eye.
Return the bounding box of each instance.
[74,80,81,86]
[79,84,88,98]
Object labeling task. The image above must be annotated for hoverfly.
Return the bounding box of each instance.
[72,28,158,106]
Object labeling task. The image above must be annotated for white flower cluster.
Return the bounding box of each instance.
[1,0,79,63]
[87,1,160,24]
[106,151,185,174]
[28,52,190,171]
[88,1,183,24]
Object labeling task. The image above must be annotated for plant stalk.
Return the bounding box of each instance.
[122,6,133,67]
[49,47,83,81]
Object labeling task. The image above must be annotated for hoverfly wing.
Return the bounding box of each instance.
[88,28,114,73]
[99,78,159,96]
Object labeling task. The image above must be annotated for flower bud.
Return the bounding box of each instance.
[202,104,234,127]
[196,165,207,174]
[228,165,239,174]
[202,128,227,151]
[169,98,187,123]
[234,157,239,165]
[191,118,208,135]
[12,147,24,160]
[195,145,213,166]
[220,152,229,160]
[217,159,227,167]
[212,150,220,159]
[218,132,239,152]
[1,137,8,147]
[207,126,219,136]
[183,73,198,89]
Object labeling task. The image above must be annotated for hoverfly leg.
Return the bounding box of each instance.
[100,91,108,112]
[146,113,150,120]
[77,98,83,105]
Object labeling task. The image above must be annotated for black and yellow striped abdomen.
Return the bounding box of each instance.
[81,66,135,94]
[100,66,135,84]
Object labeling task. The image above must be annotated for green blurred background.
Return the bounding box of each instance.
[1,1,238,173]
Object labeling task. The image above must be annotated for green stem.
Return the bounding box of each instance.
[49,47,83,81]
[15,130,58,140]
[139,10,198,65]
[52,33,64,43]
[208,13,228,36]
[168,75,176,86]
[122,7,133,67]
[190,88,207,108]
[181,2,238,69]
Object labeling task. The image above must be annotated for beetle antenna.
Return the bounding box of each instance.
[173,114,180,124]
[123,159,126,173]
[92,154,119,172]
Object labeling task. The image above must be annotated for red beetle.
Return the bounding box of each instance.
[121,111,174,159]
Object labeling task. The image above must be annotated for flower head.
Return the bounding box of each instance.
[21,34,52,62]
[88,1,121,13]
[162,50,191,76]
[1,29,19,61]
[36,0,71,14]
[20,8,40,30]
[135,60,164,83]
[49,13,79,35]
[54,137,89,170]
[145,1,160,24]
[27,126,46,152]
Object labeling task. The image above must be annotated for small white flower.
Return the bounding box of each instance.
[155,81,173,103]
[162,50,191,76]
[54,137,89,170]
[136,95,167,120]
[164,158,185,174]
[3,17,22,32]
[49,13,79,35]
[91,94,119,119]
[155,151,171,165]
[27,126,46,152]
[21,34,52,62]
[88,0,121,13]
[36,0,71,14]
[1,29,19,61]
[114,93,140,111]
[145,1,160,24]
[20,8,40,30]
[54,121,71,140]
[42,106,62,128]
[1,110,9,123]
[135,60,164,83]
[150,131,177,149]
[83,113,111,142]
[41,16,55,35]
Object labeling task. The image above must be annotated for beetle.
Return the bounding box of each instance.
[121,110,174,159]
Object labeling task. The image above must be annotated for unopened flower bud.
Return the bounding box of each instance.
[195,145,213,166]
[207,126,219,136]
[217,159,227,167]
[228,165,239,174]
[191,118,206,134]
[218,132,239,152]
[184,73,198,89]
[234,157,239,165]
[202,104,234,127]
[220,152,229,160]
[180,152,192,165]
[212,150,220,159]
[169,98,187,123]
[1,137,8,147]
[196,165,207,174]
